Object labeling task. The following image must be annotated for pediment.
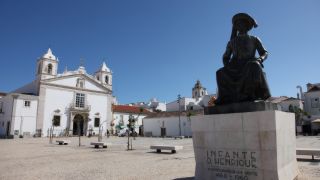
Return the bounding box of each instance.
[42,74,111,93]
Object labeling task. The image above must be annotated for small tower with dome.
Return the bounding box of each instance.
[94,62,112,89]
[192,80,208,100]
[36,48,59,80]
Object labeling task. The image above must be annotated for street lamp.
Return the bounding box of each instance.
[177,94,182,136]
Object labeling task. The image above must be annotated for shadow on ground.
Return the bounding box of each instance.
[173,177,194,180]
[297,158,320,163]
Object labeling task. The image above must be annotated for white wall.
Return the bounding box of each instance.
[42,87,74,136]
[87,93,109,135]
[143,116,192,137]
[279,99,303,112]
[42,86,109,137]
[13,99,38,136]
[48,76,105,92]
[113,112,146,134]
[304,91,320,116]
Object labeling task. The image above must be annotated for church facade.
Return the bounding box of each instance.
[0,49,113,137]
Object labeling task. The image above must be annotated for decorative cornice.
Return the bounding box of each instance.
[41,73,112,93]
[40,82,112,95]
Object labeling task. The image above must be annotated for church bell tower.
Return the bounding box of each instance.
[94,62,112,90]
[36,48,59,80]
[192,80,208,100]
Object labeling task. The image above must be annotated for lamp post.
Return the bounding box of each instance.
[177,94,182,136]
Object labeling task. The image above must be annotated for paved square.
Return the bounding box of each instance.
[0,136,319,180]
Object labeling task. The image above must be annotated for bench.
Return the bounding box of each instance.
[174,136,184,139]
[296,148,320,160]
[150,145,183,153]
[90,142,111,148]
[56,140,70,145]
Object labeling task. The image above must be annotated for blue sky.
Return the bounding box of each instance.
[0,0,320,104]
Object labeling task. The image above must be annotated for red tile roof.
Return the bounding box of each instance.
[112,105,152,115]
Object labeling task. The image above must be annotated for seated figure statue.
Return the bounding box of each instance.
[215,13,271,105]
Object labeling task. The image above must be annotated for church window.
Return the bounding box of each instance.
[53,115,61,126]
[76,78,85,88]
[24,101,31,107]
[47,64,53,74]
[97,76,100,81]
[75,93,85,108]
[105,76,109,84]
[94,118,100,127]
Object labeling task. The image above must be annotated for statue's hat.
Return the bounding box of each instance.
[232,13,258,28]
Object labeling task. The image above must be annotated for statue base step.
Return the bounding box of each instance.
[204,101,280,114]
[191,110,299,180]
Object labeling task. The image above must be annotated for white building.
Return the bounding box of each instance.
[0,49,113,138]
[143,111,202,137]
[166,80,216,112]
[129,98,166,112]
[111,105,151,135]
[298,83,320,134]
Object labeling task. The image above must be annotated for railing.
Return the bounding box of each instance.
[69,103,91,111]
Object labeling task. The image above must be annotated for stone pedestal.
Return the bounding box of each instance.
[191,111,299,180]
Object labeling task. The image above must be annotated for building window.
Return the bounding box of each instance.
[47,64,53,74]
[24,101,31,107]
[75,93,85,108]
[97,76,100,81]
[53,115,61,126]
[311,98,319,108]
[94,118,100,127]
[76,78,85,88]
[105,76,109,84]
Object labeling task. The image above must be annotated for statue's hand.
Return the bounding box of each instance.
[256,58,264,68]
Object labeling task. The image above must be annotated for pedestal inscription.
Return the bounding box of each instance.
[191,111,299,180]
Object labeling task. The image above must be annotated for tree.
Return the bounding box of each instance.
[127,108,144,150]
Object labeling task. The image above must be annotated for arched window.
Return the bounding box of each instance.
[105,76,109,84]
[76,78,85,88]
[96,76,100,81]
[47,64,53,74]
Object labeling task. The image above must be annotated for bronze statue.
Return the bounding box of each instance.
[215,13,271,105]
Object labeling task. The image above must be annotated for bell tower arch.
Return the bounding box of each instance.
[36,48,59,80]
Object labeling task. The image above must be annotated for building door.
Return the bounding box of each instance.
[73,114,85,136]
[139,125,143,136]
[161,127,166,137]
[6,122,10,136]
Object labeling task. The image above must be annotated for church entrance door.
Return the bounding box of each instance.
[73,114,85,136]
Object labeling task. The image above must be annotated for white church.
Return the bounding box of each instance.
[0,49,113,138]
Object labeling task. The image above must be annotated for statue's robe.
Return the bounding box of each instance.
[215,35,271,105]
